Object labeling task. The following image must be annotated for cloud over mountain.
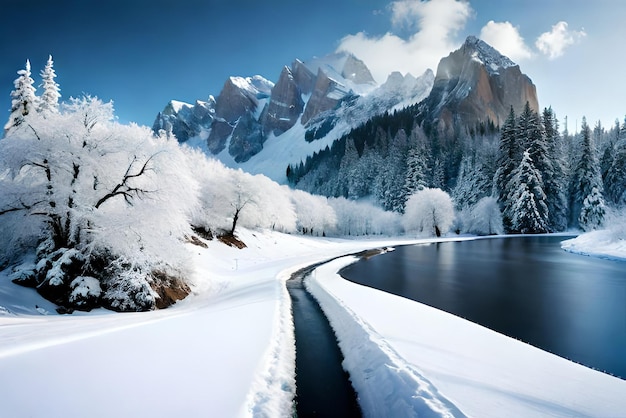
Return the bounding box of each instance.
[336,0,473,83]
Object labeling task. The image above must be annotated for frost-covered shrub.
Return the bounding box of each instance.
[101,267,158,312]
[69,276,102,310]
[403,188,455,236]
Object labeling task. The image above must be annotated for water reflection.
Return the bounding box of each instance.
[341,236,626,379]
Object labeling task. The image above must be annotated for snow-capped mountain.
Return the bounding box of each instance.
[153,52,434,181]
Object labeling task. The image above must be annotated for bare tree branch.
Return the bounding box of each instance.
[94,152,162,209]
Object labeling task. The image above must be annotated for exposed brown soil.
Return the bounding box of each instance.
[217,233,247,249]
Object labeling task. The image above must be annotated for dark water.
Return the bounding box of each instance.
[341,236,626,379]
[287,264,362,417]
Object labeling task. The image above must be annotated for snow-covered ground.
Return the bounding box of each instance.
[561,228,626,261]
[1,230,625,417]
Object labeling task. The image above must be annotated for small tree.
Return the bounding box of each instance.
[4,60,38,133]
[403,188,455,237]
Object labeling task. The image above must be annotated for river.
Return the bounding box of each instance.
[340,235,626,379]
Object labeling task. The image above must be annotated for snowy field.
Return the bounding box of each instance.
[1,230,625,417]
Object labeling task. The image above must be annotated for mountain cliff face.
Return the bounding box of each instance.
[419,36,538,137]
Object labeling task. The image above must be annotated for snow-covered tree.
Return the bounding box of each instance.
[494,106,519,229]
[507,150,549,234]
[578,186,606,231]
[4,60,38,133]
[605,119,626,206]
[401,142,429,209]
[403,188,455,237]
[291,189,337,236]
[328,197,402,236]
[570,118,605,228]
[38,55,61,114]
[374,130,409,212]
[541,107,568,231]
[0,97,198,311]
[466,196,504,236]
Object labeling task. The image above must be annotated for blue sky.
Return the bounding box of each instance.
[1,0,624,130]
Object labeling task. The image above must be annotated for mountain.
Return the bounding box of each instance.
[285,36,542,211]
[153,36,540,212]
[417,36,538,138]
[153,51,434,178]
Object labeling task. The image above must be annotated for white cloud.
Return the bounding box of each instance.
[337,0,473,83]
[535,21,586,59]
[479,21,533,62]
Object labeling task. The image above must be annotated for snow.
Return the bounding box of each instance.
[561,229,626,261]
[169,99,189,113]
[1,230,625,417]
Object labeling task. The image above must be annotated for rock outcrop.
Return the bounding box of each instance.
[262,66,305,136]
[301,69,351,125]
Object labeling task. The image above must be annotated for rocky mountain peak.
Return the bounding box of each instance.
[461,36,516,74]
[422,35,538,136]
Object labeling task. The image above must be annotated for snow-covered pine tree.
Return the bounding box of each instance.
[494,106,519,230]
[507,149,549,234]
[578,186,607,231]
[600,119,619,187]
[605,118,626,206]
[516,102,537,153]
[38,55,61,114]
[570,117,606,227]
[374,129,409,212]
[4,60,38,134]
[541,107,568,231]
[452,153,492,211]
[401,143,429,210]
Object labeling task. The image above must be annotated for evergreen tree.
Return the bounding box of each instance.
[570,117,606,227]
[374,130,408,212]
[541,107,568,231]
[578,186,606,231]
[507,150,549,234]
[605,118,626,206]
[600,119,619,186]
[401,143,429,209]
[452,153,492,210]
[4,60,38,133]
[38,55,61,114]
[494,106,519,230]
